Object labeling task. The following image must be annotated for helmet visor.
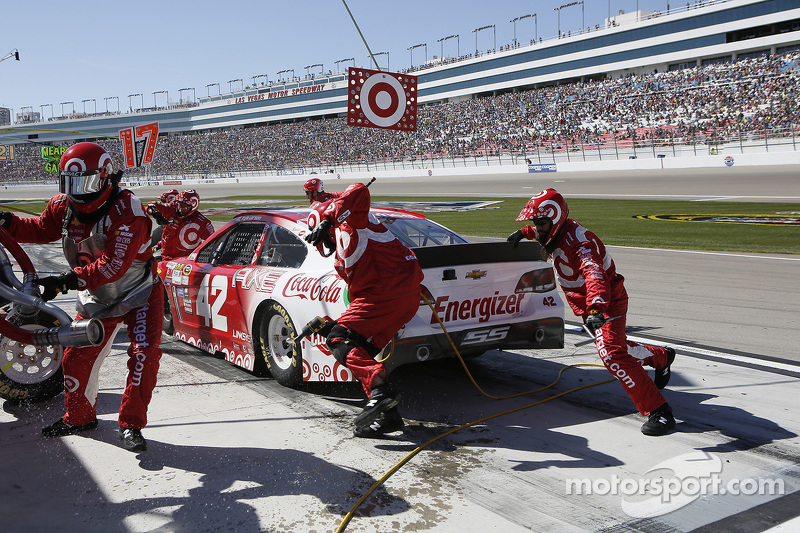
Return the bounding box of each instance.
[59,170,105,197]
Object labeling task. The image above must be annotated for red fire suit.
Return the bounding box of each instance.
[520,218,670,415]
[6,191,162,429]
[160,210,215,261]
[321,183,424,396]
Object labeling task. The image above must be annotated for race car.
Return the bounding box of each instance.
[158,206,564,388]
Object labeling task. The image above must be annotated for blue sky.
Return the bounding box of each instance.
[1,0,670,119]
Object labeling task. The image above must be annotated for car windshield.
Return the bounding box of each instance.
[375,215,470,248]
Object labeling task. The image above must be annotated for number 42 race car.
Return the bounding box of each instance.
[158,206,565,388]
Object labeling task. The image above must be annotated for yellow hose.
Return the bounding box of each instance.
[336,294,613,532]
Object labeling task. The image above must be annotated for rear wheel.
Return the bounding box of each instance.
[254,302,302,388]
[0,312,64,403]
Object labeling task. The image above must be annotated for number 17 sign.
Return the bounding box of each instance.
[119,122,159,168]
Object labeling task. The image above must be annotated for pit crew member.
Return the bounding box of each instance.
[305,182,424,438]
[508,188,677,436]
[0,142,162,452]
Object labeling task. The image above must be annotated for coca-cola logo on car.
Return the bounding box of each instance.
[282,273,344,303]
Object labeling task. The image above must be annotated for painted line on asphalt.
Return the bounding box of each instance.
[607,245,800,261]
[566,325,800,374]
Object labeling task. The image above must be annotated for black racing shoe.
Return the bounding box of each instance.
[353,385,399,432]
[118,426,147,452]
[654,347,676,390]
[354,407,405,438]
[641,403,676,436]
[42,418,98,438]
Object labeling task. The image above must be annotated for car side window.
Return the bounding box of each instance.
[256,225,308,268]
[195,222,267,266]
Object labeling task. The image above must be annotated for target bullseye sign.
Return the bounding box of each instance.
[347,68,417,131]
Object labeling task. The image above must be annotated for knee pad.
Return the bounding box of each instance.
[326,325,380,365]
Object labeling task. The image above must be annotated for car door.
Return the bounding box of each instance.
[175,221,267,357]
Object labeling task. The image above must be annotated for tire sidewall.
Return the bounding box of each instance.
[256,301,302,387]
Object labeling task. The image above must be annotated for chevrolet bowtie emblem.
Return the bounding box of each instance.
[465,269,487,280]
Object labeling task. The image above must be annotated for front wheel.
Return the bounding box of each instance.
[254,302,302,388]
[0,313,64,403]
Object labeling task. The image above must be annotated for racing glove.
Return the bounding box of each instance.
[146,202,175,225]
[507,229,524,248]
[0,211,12,228]
[585,310,606,334]
[36,270,79,301]
[305,219,332,247]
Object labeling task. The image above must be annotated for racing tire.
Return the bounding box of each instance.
[0,312,64,403]
[254,302,302,388]
[163,287,174,336]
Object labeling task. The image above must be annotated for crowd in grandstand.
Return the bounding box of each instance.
[2,51,797,182]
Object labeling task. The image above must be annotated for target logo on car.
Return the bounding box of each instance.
[347,68,417,131]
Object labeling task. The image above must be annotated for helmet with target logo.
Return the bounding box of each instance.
[59,142,117,214]
[306,200,335,257]
[303,178,325,203]
[160,189,179,203]
[174,189,200,218]
[515,188,569,247]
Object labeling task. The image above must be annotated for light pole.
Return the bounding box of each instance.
[128,94,142,112]
[555,1,584,37]
[41,103,52,120]
[60,101,74,117]
[179,87,195,104]
[472,25,495,55]
[104,96,119,113]
[305,63,323,77]
[371,51,388,71]
[511,14,537,46]
[205,83,220,97]
[81,98,96,114]
[153,90,168,109]
[438,34,459,59]
[20,106,32,122]
[334,59,354,73]
[0,48,19,63]
[228,79,243,92]
[408,43,427,67]
[252,74,268,86]
[39,104,47,121]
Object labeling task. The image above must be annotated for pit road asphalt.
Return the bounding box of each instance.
[1,166,799,532]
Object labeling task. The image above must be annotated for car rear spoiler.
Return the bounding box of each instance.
[412,241,545,268]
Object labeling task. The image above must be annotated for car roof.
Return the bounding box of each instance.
[229,206,427,224]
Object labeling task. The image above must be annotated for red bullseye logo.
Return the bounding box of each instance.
[347,68,417,131]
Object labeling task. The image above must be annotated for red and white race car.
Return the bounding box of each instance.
[158,206,564,387]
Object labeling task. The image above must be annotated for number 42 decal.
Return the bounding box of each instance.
[196,274,228,332]
[542,296,557,306]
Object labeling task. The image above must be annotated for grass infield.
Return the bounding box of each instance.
[10,196,800,255]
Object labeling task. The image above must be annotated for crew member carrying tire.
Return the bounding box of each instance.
[305,182,424,438]
[0,142,163,452]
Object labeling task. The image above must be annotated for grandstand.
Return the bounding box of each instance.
[0,0,798,182]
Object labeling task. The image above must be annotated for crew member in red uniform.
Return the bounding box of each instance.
[0,142,162,452]
[305,182,424,437]
[146,189,214,335]
[147,189,215,262]
[303,178,338,205]
[508,188,677,436]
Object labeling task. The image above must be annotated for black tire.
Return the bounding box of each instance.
[0,312,64,403]
[254,301,302,388]
[163,286,174,335]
